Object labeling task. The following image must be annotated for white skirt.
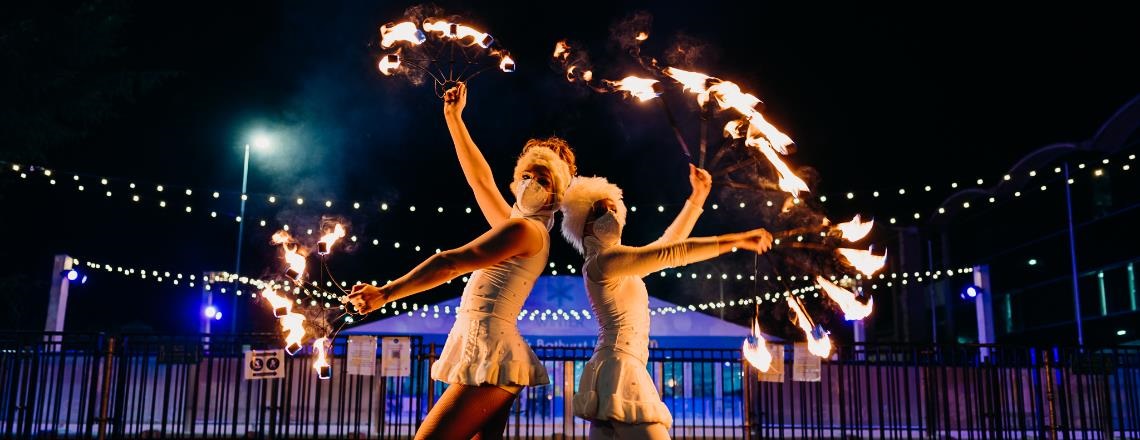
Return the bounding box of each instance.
[430,312,550,387]
[573,348,673,428]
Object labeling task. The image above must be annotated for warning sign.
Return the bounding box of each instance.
[792,342,821,382]
[380,337,411,377]
[244,349,285,380]
[347,336,377,376]
[757,344,785,383]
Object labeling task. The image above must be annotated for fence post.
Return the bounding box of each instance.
[741,353,752,440]
[97,336,115,440]
[563,360,574,438]
[1043,348,1057,440]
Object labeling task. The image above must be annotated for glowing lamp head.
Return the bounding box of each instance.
[66,269,79,281]
[252,134,271,149]
[961,285,981,300]
[204,305,218,319]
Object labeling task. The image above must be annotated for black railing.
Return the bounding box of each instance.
[2,332,1139,438]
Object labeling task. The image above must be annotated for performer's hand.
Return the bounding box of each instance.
[688,164,712,204]
[733,228,773,254]
[443,82,467,117]
[346,283,388,314]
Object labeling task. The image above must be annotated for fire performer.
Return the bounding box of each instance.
[559,169,773,439]
[347,82,576,439]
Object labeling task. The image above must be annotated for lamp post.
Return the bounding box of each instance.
[232,134,270,333]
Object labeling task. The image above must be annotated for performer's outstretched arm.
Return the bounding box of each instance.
[648,165,711,247]
[347,219,544,313]
[591,229,773,281]
[443,82,512,226]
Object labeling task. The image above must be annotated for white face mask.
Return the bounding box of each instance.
[513,178,551,216]
[589,211,622,246]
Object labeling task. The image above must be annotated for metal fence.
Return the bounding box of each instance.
[2,332,1139,439]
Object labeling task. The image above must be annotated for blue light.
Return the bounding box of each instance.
[80,275,88,284]
[960,285,981,300]
[214,311,223,321]
[204,306,217,318]
[66,270,79,281]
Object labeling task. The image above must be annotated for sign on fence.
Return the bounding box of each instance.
[348,335,378,376]
[381,337,411,377]
[758,344,785,382]
[792,342,821,382]
[243,349,285,380]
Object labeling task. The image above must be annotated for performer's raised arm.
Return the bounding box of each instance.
[592,229,771,280]
[347,218,545,313]
[647,164,711,246]
[443,82,512,226]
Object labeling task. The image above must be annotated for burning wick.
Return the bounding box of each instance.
[635,32,649,41]
[815,276,874,321]
[787,297,832,358]
[378,53,401,76]
[313,337,332,379]
[280,312,307,355]
[607,76,662,102]
[837,247,888,276]
[317,224,346,256]
[272,230,307,282]
[741,317,773,372]
[834,215,874,242]
[262,287,292,318]
[499,55,516,73]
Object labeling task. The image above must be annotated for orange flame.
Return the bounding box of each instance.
[318,224,346,255]
[750,136,810,195]
[553,40,571,61]
[816,276,874,320]
[312,337,331,378]
[837,247,887,276]
[787,297,832,357]
[835,215,874,242]
[663,67,714,93]
[607,76,660,102]
[741,317,773,372]
[423,20,492,48]
[379,22,425,48]
[378,52,401,76]
[499,55,515,72]
[262,287,292,316]
[635,32,649,41]
[280,312,307,353]
[273,230,306,281]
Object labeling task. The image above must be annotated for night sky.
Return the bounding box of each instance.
[2,1,1137,343]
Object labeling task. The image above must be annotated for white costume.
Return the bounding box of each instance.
[564,178,714,429]
[431,146,573,389]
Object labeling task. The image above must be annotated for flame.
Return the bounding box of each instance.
[635,31,649,41]
[273,230,307,281]
[318,224,346,255]
[262,287,292,316]
[741,317,773,372]
[380,22,426,48]
[423,20,492,47]
[787,297,832,357]
[816,276,874,320]
[607,76,660,102]
[664,67,714,93]
[724,120,746,139]
[499,55,515,72]
[837,247,888,276]
[553,40,571,61]
[582,70,593,82]
[280,312,307,352]
[378,52,401,75]
[313,337,331,378]
[741,110,794,155]
[750,136,810,195]
[835,215,874,242]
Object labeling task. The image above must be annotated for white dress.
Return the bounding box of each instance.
[430,210,553,387]
[572,213,722,429]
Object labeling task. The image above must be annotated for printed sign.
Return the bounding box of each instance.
[347,335,378,376]
[757,344,785,383]
[792,342,821,382]
[381,337,411,377]
[244,349,285,380]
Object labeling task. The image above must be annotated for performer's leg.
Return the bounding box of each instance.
[610,421,671,440]
[413,384,516,440]
[471,387,517,440]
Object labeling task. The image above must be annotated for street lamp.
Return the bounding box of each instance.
[233,133,271,332]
